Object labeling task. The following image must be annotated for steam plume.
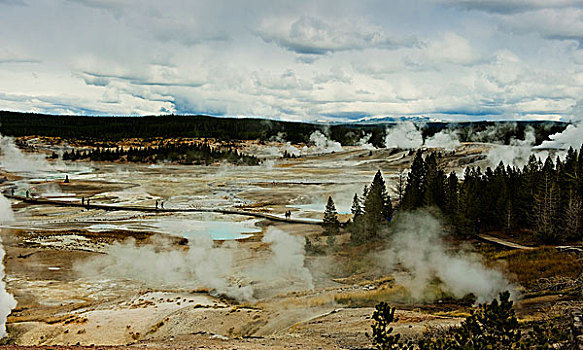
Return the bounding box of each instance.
[384,123,460,151]
[379,211,511,303]
[246,227,313,290]
[0,194,17,338]
[539,122,583,150]
[424,130,460,151]
[307,131,343,154]
[384,122,423,149]
[0,135,52,173]
[76,227,313,301]
[357,134,376,150]
[486,127,535,168]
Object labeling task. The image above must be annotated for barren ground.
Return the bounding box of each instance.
[0,141,580,349]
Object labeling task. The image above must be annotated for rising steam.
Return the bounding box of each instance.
[0,135,52,173]
[384,122,541,167]
[539,122,583,150]
[486,127,536,168]
[306,130,343,154]
[379,211,511,303]
[384,122,423,149]
[424,129,460,151]
[357,134,376,150]
[384,123,460,151]
[76,227,313,301]
[247,227,314,291]
[0,194,17,339]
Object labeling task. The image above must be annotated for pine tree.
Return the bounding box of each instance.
[423,153,446,208]
[401,150,426,210]
[456,167,483,235]
[349,193,365,244]
[396,169,407,205]
[323,196,340,236]
[351,193,363,217]
[362,170,392,239]
[443,171,458,219]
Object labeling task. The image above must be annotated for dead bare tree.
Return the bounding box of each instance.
[533,174,559,243]
[565,189,583,240]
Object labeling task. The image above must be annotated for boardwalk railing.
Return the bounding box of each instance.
[7,194,327,225]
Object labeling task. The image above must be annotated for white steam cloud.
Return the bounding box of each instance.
[379,211,511,303]
[78,234,254,300]
[357,134,376,150]
[306,130,343,154]
[76,227,313,301]
[539,122,583,150]
[0,194,17,339]
[385,122,423,149]
[384,122,540,167]
[248,227,314,290]
[486,127,535,168]
[424,130,461,151]
[284,143,301,157]
[0,135,52,173]
[384,123,460,151]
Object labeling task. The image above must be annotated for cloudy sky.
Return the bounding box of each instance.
[1,0,583,122]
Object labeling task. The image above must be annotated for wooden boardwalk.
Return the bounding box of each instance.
[7,195,326,225]
[477,234,535,250]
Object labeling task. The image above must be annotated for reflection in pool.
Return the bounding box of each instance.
[151,218,262,241]
[183,221,261,240]
[87,218,262,241]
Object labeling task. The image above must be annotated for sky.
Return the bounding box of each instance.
[1,0,583,122]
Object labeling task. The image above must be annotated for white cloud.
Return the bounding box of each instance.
[0,0,581,121]
[441,0,583,14]
[424,32,482,65]
[258,16,420,55]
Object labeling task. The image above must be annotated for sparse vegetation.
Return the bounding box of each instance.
[368,291,569,350]
[500,248,583,292]
[61,141,260,165]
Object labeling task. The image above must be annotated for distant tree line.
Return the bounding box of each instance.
[0,111,385,147]
[400,147,583,244]
[61,142,260,166]
[0,111,566,148]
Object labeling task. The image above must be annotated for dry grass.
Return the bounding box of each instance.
[500,248,583,289]
[334,285,412,307]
